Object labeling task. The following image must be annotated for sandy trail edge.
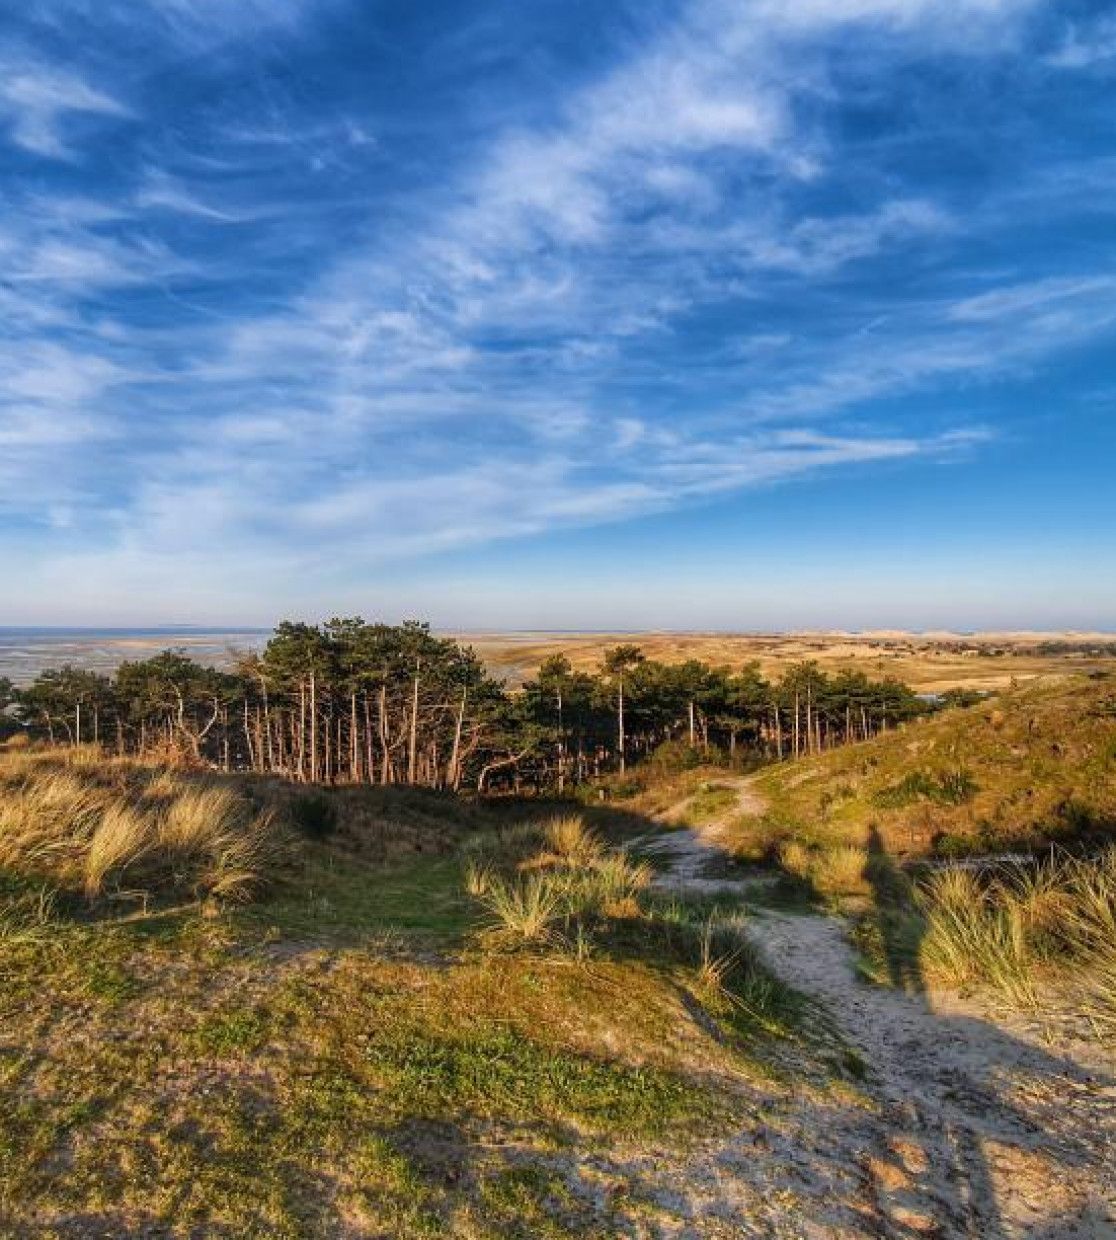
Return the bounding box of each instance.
[627,775,1116,1238]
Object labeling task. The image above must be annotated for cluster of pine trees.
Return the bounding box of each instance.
[5,620,928,792]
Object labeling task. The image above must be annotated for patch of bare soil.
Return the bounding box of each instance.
[618,780,1116,1238]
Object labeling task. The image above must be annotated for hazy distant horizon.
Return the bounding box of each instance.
[3,622,1114,639]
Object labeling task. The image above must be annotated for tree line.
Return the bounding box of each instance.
[3,619,930,793]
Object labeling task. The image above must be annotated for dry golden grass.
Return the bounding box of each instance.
[479,871,565,942]
[544,814,605,865]
[810,845,871,901]
[473,813,656,943]
[777,840,871,902]
[917,851,1116,1025]
[84,802,148,897]
[778,839,812,880]
[0,746,280,903]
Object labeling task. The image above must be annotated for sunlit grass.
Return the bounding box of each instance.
[0,749,280,904]
[917,849,1116,1026]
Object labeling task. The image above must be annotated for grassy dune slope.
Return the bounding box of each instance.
[0,744,853,1238]
[711,675,1116,1029]
[730,673,1116,865]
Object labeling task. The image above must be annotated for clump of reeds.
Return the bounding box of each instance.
[778,839,870,901]
[0,751,280,904]
[811,845,870,900]
[478,872,563,943]
[543,814,605,866]
[778,840,812,880]
[469,814,652,940]
[917,849,1116,1027]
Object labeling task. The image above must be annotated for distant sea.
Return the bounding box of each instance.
[0,627,270,686]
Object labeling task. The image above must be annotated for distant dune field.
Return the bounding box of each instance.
[460,630,1116,692]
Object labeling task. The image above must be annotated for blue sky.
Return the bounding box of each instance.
[1,0,1114,630]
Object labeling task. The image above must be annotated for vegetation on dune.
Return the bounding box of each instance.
[0,745,281,904]
[8,616,930,795]
[726,674,1116,865]
[841,844,1116,1034]
[1,659,1110,1232]
[0,916,735,1237]
[686,673,1116,1029]
[0,738,828,1237]
[457,813,796,1044]
[915,850,1116,1029]
[474,630,1116,696]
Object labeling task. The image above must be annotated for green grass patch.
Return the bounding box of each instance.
[682,782,738,824]
[192,1006,273,1056]
[361,1022,704,1134]
[849,907,927,992]
[243,853,471,944]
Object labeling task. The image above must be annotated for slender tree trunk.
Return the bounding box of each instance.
[262,682,274,772]
[297,680,307,781]
[449,685,467,791]
[618,676,626,774]
[556,688,565,794]
[309,672,318,783]
[243,701,256,771]
[378,683,390,784]
[407,664,420,785]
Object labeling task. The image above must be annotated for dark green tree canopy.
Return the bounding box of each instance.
[13,623,930,790]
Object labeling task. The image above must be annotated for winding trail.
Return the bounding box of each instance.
[633,775,1116,1238]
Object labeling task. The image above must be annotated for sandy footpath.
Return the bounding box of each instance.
[619,776,1116,1238]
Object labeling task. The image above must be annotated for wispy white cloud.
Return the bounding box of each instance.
[1045,14,1116,69]
[948,275,1116,323]
[133,171,248,223]
[738,277,1116,424]
[0,60,126,157]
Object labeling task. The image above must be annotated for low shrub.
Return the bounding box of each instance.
[647,739,705,774]
[289,792,338,840]
[874,769,978,809]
